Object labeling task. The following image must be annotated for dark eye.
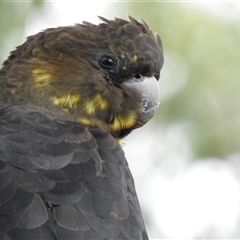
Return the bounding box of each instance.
[134,74,141,79]
[99,54,116,70]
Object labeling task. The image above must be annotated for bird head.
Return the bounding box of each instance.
[0,16,164,139]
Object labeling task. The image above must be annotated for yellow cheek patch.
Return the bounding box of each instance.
[109,111,137,131]
[83,101,96,115]
[82,93,108,115]
[50,94,80,108]
[32,68,51,85]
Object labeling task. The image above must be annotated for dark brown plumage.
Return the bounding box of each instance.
[0,16,163,239]
[0,16,163,139]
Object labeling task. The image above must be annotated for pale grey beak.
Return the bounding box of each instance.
[122,75,161,126]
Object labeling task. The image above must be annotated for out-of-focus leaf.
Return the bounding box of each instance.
[0,1,44,63]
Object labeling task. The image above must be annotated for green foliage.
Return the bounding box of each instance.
[0,1,44,62]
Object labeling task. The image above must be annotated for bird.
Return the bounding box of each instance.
[0,16,164,239]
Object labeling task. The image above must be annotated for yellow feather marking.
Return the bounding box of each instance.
[109,111,137,131]
[83,93,108,115]
[83,101,96,115]
[77,109,137,137]
[93,94,108,109]
[122,66,127,70]
[32,69,51,85]
[132,55,138,62]
[50,94,80,108]
[77,117,93,126]
[62,108,69,113]
[120,54,125,59]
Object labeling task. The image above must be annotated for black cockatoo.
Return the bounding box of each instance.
[0,16,164,239]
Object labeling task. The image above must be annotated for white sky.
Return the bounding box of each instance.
[21,2,240,238]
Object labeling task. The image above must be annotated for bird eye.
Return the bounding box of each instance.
[99,54,115,70]
[134,74,141,79]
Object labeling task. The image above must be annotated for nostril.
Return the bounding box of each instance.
[135,74,141,79]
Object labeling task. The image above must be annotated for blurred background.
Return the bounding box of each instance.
[1,1,240,238]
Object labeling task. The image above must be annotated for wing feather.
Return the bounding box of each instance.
[0,105,148,239]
